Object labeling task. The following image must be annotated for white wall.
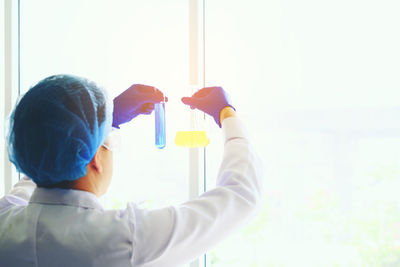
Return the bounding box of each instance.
[0,0,5,197]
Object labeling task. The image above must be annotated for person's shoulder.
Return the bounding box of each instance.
[0,194,29,211]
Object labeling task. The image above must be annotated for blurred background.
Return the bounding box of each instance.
[2,0,400,266]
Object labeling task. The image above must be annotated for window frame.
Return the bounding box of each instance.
[2,0,20,196]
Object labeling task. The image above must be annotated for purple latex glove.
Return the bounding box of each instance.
[112,84,167,128]
[181,86,235,127]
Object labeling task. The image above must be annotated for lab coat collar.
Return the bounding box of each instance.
[29,187,104,210]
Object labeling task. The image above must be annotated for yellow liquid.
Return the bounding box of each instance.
[175,131,209,147]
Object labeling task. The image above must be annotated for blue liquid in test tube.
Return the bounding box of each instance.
[155,102,166,149]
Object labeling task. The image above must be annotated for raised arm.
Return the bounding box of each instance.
[131,87,263,267]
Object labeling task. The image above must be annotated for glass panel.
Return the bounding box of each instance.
[206,0,400,266]
[20,0,190,209]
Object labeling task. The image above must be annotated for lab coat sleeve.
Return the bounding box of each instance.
[0,176,37,208]
[132,117,263,267]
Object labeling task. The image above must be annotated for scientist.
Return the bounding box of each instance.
[0,74,263,267]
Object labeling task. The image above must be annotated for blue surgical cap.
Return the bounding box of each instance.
[7,74,112,187]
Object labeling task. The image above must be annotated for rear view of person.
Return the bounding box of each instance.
[0,74,263,266]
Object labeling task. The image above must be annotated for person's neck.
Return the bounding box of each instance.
[71,174,102,197]
[43,172,102,197]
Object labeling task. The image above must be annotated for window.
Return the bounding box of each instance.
[20,0,191,209]
[3,0,400,266]
[205,0,400,266]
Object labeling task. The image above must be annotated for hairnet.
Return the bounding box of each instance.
[7,74,112,187]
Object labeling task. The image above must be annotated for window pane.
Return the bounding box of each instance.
[21,0,190,208]
[206,0,400,266]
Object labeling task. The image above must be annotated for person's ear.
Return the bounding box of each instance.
[88,149,103,173]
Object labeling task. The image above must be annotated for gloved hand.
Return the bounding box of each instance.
[181,86,235,127]
[112,84,167,128]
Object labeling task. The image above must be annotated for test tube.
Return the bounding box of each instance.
[155,100,166,149]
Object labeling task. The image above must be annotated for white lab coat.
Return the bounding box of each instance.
[0,117,263,267]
